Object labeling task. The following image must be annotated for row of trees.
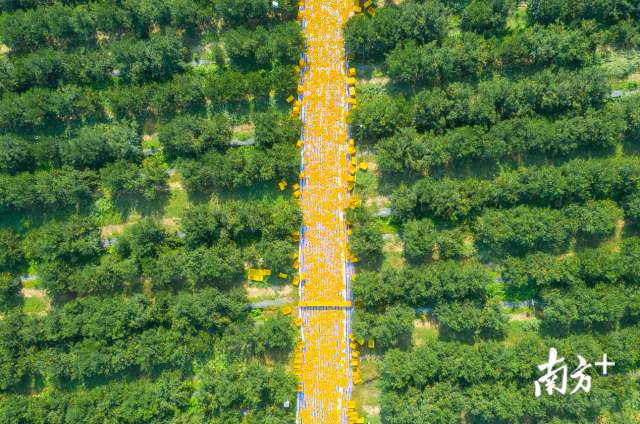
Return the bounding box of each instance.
[0,31,188,94]
[527,0,640,25]
[178,145,300,191]
[377,109,625,173]
[0,362,296,423]
[0,289,299,392]
[0,0,300,23]
[391,156,640,221]
[349,67,610,140]
[473,200,623,253]
[0,0,211,48]
[0,167,97,212]
[223,21,305,67]
[378,327,640,423]
[0,67,298,131]
[503,237,640,290]
[386,25,595,83]
[0,158,171,211]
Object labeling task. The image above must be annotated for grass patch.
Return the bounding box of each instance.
[351,358,382,424]
[355,169,379,198]
[382,251,405,270]
[141,137,162,150]
[371,216,402,235]
[22,279,38,289]
[23,297,46,314]
[164,189,191,219]
[413,324,439,346]
[232,131,254,141]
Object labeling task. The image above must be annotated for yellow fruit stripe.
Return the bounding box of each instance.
[296,0,354,423]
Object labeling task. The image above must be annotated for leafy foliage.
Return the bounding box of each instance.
[0,230,23,271]
[392,157,640,222]
[343,0,448,60]
[349,223,384,264]
[24,215,101,264]
[352,305,415,348]
[159,114,231,158]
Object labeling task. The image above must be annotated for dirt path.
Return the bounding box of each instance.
[296,1,355,423]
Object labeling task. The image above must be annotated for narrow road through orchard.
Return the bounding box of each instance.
[295,1,360,423]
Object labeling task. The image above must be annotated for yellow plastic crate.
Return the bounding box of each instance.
[292,276,300,286]
[368,340,374,348]
[347,401,356,409]
[354,6,361,13]
[349,68,356,77]
[297,85,304,95]
[367,7,375,16]
[293,260,300,267]
[359,162,368,170]
[348,98,357,105]
[347,77,356,86]
[296,140,304,148]
[295,317,303,326]
[347,52,355,59]
[349,87,356,97]
[292,184,300,191]
[300,272,307,281]
[299,59,305,68]
[286,95,295,103]
[282,306,291,314]
[298,173,305,179]
[263,269,271,276]
[279,272,288,278]
[347,182,355,190]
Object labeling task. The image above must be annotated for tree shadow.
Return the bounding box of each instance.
[112,191,173,220]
